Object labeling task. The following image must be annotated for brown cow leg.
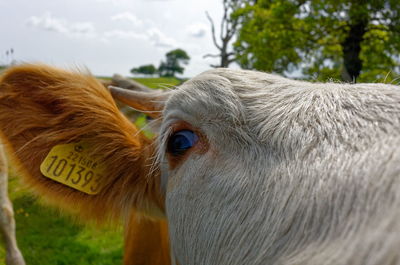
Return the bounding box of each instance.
[123,212,171,265]
[0,144,25,265]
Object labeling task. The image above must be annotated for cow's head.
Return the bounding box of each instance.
[1,64,400,265]
[111,69,400,264]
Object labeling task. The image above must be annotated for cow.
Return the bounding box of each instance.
[0,64,400,265]
[0,64,170,265]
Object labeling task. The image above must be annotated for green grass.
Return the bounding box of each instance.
[97,76,183,89]
[133,77,182,89]
[0,174,123,265]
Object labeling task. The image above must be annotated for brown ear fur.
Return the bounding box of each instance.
[0,64,164,222]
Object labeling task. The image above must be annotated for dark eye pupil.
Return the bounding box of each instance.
[167,130,198,156]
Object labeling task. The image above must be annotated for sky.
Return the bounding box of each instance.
[0,0,225,77]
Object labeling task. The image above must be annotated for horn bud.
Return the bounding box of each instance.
[109,86,170,119]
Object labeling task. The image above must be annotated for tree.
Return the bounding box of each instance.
[204,0,241,68]
[234,0,400,82]
[130,64,157,76]
[158,49,190,77]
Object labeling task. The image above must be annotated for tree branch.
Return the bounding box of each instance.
[220,0,229,43]
[227,57,237,64]
[203,53,221,59]
[205,0,240,68]
[206,11,222,51]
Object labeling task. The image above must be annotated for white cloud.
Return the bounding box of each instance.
[104,29,147,40]
[70,22,96,34]
[186,23,208,38]
[146,27,178,48]
[103,27,179,49]
[110,12,143,27]
[27,12,179,49]
[107,11,178,48]
[26,12,96,38]
[27,13,68,33]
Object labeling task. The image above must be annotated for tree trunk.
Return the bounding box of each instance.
[220,45,229,67]
[341,19,368,82]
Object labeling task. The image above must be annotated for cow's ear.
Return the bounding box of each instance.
[0,64,164,222]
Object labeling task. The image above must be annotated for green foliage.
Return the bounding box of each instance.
[130,64,157,76]
[158,49,190,77]
[234,0,400,82]
[0,174,123,265]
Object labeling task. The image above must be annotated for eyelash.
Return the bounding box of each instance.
[166,129,199,156]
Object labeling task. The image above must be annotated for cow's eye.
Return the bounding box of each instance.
[167,130,198,156]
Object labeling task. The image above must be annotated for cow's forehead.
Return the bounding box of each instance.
[167,70,244,120]
[164,69,279,125]
[163,68,400,150]
[163,69,314,138]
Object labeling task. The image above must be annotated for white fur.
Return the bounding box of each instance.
[157,69,400,265]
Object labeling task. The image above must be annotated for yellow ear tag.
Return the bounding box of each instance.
[40,142,107,195]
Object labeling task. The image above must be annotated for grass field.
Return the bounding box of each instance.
[0,77,174,265]
[97,76,183,89]
[0,173,124,265]
[133,77,182,89]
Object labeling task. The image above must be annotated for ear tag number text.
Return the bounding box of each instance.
[40,142,107,195]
